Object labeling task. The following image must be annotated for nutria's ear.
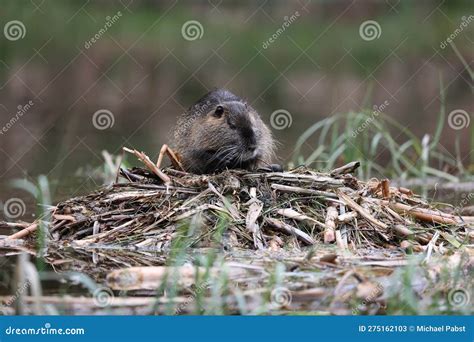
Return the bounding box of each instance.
[213,105,224,118]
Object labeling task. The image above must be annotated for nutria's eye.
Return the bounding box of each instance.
[214,106,224,118]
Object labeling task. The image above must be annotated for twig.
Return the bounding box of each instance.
[7,222,38,240]
[277,208,328,230]
[123,147,171,184]
[337,191,388,230]
[324,205,338,243]
[330,161,360,176]
[271,183,337,198]
[265,218,315,245]
[381,179,390,199]
[53,214,76,222]
[246,200,265,250]
[382,200,468,225]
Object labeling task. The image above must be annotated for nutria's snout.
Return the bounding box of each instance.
[173,89,276,174]
[224,102,261,162]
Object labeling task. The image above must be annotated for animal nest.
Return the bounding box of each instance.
[42,149,473,252]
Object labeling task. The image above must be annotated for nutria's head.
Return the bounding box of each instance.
[174,89,274,174]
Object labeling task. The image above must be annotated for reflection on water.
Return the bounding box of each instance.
[1,238,471,315]
[0,240,404,315]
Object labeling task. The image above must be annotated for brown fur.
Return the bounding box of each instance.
[172,89,275,174]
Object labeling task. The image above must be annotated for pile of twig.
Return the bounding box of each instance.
[8,149,474,251]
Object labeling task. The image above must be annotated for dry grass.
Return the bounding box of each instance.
[31,150,472,253]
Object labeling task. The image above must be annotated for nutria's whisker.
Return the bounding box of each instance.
[255,157,270,166]
[213,146,238,171]
[172,89,275,174]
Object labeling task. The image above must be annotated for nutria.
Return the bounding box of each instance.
[172,89,276,174]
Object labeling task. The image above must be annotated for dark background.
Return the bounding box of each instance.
[0,0,472,207]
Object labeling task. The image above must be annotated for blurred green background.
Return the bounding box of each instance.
[0,0,472,207]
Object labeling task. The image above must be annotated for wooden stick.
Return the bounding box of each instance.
[338,191,388,230]
[165,146,184,171]
[324,205,338,243]
[392,224,413,237]
[271,183,337,198]
[0,222,30,228]
[365,197,474,224]
[335,230,346,249]
[53,214,76,222]
[244,172,345,188]
[381,179,390,199]
[106,264,258,291]
[265,218,315,245]
[390,202,457,225]
[246,200,265,250]
[7,222,38,240]
[156,144,184,171]
[0,295,167,307]
[123,147,171,184]
[330,161,360,176]
[378,200,468,225]
[337,211,358,223]
[277,208,327,230]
